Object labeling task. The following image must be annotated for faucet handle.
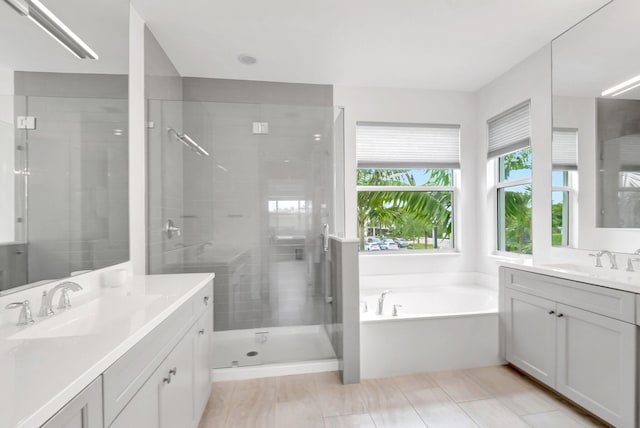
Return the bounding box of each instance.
[5,300,34,326]
[627,257,640,272]
[360,300,368,313]
[392,304,403,317]
[589,253,603,267]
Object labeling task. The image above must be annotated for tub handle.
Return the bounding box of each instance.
[392,304,403,317]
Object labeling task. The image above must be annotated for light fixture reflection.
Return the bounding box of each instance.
[602,74,640,97]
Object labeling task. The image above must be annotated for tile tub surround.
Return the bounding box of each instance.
[0,272,214,428]
[198,365,609,428]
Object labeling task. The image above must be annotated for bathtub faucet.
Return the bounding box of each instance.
[377,290,391,315]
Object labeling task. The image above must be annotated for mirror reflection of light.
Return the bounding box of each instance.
[601,74,640,96]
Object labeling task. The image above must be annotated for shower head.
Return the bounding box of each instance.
[167,128,210,157]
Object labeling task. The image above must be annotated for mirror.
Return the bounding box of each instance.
[0,0,129,295]
[552,0,640,252]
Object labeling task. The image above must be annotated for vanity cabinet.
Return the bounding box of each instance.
[41,377,103,428]
[503,289,556,386]
[502,268,636,428]
[107,281,213,428]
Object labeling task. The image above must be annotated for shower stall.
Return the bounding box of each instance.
[147,99,345,369]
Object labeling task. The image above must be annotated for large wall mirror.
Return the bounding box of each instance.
[0,0,129,295]
[552,0,640,252]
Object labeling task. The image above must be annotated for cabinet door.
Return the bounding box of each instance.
[109,370,159,428]
[556,304,636,428]
[193,313,212,423]
[159,331,194,428]
[504,288,557,387]
[42,377,103,428]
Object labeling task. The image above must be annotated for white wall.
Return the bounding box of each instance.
[475,46,553,275]
[129,6,147,274]
[333,86,479,275]
[0,70,15,243]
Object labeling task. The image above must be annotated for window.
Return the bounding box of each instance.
[356,122,459,252]
[268,200,306,236]
[551,128,577,247]
[489,101,532,255]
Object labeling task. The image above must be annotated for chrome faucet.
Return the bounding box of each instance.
[590,250,617,269]
[599,250,618,269]
[376,290,391,315]
[5,300,34,326]
[38,281,83,317]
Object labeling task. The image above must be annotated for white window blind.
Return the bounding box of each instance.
[356,122,460,169]
[552,128,578,170]
[487,101,531,158]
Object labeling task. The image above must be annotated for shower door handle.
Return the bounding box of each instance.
[322,223,329,252]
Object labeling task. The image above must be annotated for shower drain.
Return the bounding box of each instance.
[246,351,259,357]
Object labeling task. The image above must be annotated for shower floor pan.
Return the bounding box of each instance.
[211,324,337,380]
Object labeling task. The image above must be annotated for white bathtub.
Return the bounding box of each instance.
[360,280,503,378]
[361,284,497,320]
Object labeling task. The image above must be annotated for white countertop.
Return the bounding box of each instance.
[0,273,215,428]
[498,259,640,294]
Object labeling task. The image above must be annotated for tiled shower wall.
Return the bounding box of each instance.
[12,72,129,284]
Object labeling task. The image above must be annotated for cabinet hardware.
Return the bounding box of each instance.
[199,329,205,335]
[204,296,210,306]
[169,367,177,376]
[548,310,555,315]
[557,313,564,318]
[163,376,171,384]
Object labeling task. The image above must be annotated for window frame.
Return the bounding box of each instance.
[551,170,575,248]
[495,148,532,255]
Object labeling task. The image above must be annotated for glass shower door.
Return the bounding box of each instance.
[147,100,340,368]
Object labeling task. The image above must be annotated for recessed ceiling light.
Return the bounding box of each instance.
[238,54,257,65]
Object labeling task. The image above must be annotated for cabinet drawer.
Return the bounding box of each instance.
[193,281,213,319]
[103,301,194,426]
[503,268,635,323]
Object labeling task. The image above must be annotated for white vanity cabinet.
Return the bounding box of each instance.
[501,268,636,428]
[41,378,103,428]
[106,281,213,428]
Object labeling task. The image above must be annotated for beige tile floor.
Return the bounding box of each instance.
[198,365,610,428]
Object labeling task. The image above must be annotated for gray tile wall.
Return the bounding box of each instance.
[182,77,333,106]
[10,72,129,285]
[327,238,360,384]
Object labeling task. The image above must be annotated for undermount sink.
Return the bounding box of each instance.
[9,295,162,340]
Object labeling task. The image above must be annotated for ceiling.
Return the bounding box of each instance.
[132,0,610,92]
[0,0,129,75]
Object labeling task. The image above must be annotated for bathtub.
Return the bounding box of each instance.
[360,280,502,378]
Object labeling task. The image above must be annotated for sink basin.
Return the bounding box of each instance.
[9,295,162,340]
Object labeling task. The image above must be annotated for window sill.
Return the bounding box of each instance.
[359,251,461,257]
[488,252,533,263]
